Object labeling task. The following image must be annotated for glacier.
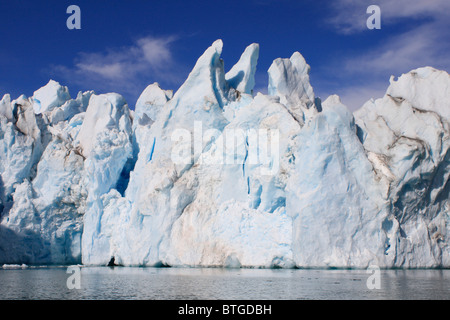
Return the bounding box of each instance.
[0,40,449,268]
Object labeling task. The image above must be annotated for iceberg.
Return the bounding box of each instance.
[32,80,71,115]
[0,40,449,268]
[287,95,390,267]
[225,43,259,95]
[268,51,317,125]
[133,82,173,128]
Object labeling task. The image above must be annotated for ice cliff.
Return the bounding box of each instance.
[0,40,449,268]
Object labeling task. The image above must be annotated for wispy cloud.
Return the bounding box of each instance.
[319,0,450,111]
[328,0,450,34]
[336,84,387,112]
[344,22,450,77]
[52,35,182,104]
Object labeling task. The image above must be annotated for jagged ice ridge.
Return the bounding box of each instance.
[0,40,449,268]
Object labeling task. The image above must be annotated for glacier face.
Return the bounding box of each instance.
[0,41,449,268]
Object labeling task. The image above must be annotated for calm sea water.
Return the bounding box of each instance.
[0,266,448,300]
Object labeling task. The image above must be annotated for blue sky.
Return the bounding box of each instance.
[0,0,449,111]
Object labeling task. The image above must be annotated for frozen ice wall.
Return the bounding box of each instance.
[0,41,449,268]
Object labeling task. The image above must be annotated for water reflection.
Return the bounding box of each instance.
[0,266,448,300]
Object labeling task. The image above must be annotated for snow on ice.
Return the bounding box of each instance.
[0,41,449,268]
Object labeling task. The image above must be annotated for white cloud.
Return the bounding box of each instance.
[138,37,173,66]
[76,61,123,79]
[344,22,450,76]
[52,35,182,102]
[320,0,450,112]
[328,0,450,34]
[336,84,387,111]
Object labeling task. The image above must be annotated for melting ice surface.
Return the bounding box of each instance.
[0,40,449,268]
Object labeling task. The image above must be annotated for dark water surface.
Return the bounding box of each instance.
[0,266,448,300]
